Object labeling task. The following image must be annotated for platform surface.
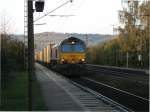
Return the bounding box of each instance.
[36,63,83,111]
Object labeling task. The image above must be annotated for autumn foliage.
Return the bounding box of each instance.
[87,1,149,69]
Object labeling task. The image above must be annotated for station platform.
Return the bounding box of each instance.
[35,63,127,111]
[35,63,83,111]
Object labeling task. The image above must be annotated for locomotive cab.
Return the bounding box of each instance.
[59,37,86,64]
[36,36,87,76]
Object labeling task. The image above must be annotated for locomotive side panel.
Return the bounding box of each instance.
[39,51,43,62]
[46,45,50,63]
[43,48,47,63]
[50,45,59,64]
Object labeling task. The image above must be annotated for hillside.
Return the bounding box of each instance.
[34,32,113,51]
[9,32,114,51]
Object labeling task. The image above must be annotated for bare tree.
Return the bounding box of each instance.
[0,11,12,35]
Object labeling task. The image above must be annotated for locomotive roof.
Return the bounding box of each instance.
[60,36,85,45]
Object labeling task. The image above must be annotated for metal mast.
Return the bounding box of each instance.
[24,0,28,70]
[24,0,35,110]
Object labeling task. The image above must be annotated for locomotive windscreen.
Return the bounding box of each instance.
[74,44,84,52]
[61,44,85,52]
[62,44,71,52]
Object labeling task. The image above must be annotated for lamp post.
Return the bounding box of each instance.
[27,0,45,110]
[27,0,73,110]
[27,0,34,110]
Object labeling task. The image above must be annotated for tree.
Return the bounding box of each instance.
[87,0,149,69]
[1,14,25,88]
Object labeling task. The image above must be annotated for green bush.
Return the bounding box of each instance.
[1,34,25,88]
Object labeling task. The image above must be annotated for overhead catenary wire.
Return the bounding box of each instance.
[54,0,86,32]
[48,15,75,17]
[34,0,85,33]
[34,0,72,22]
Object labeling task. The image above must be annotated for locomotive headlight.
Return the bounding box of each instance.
[81,58,85,61]
[61,58,65,62]
[61,58,67,64]
[71,41,75,44]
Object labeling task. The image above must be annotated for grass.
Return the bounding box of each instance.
[1,71,28,111]
[1,71,46,111]
[33,77,47,110]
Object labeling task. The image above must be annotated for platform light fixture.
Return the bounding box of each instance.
[35,0,45,12]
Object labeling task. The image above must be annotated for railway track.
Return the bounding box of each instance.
[56,74,132,112]
[86,64,149,85]
[68,76,149,112]
[39,63,149,111]
[38,63,131,111]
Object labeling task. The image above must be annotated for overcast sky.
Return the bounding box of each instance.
[0,0,122,34]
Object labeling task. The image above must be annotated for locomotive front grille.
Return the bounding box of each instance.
[60,53,86,64]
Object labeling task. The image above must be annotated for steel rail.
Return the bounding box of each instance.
[41,66,132,112]
[69,77,132,112]
[82,77,149,102]
[86,64,149,85]
[86,64,148,76]
[51,72,132,112]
